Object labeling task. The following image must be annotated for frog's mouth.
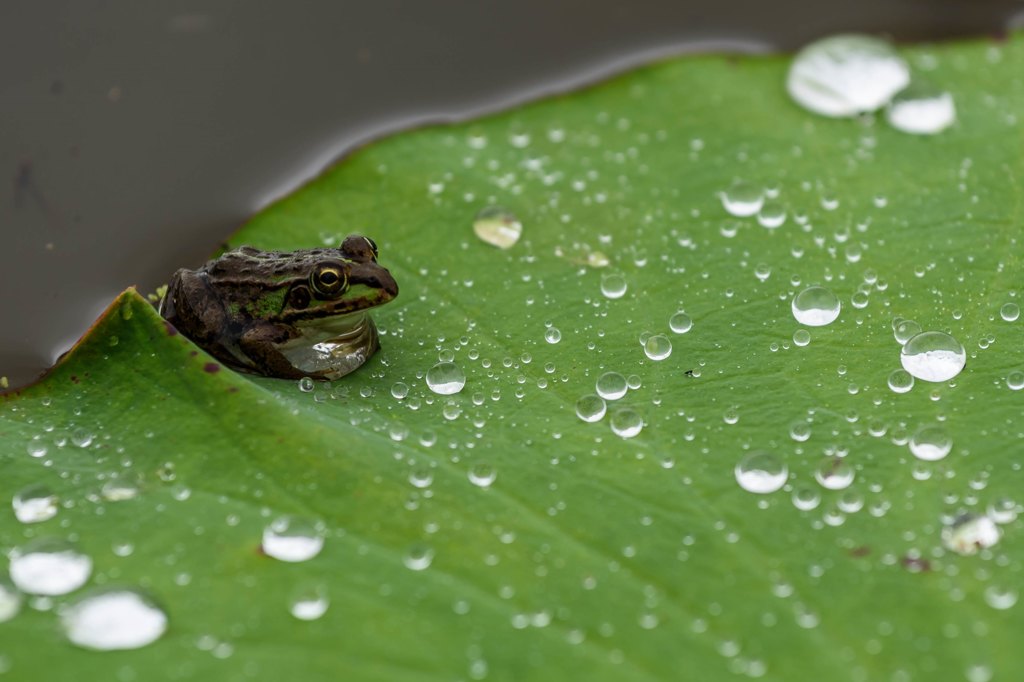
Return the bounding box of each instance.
[277,312,380,379]
[290,311,373,345]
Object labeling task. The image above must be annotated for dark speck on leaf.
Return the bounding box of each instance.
[684,370,695,377]
[189,350,198,356]
[203,363,220,373]
[849,546,871,557]
[70,375,78,384]
[901,555,931,572]
[228,386,239,393]
[164,321,178,336]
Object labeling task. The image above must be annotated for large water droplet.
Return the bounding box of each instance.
[12,484,59,523]
[886,85,956,135]
[473,206,522,249]
[908,424,952,461]
[900,331,966,382]
[734,452,788,494]
[61,587,167,650]
[426,362,466,395]
[9,538,92,595]
[262,517,325,563]
[791,286,841,327]
[787,34,910,117]
[575,394,607,423]
[595,372,628,400]
[942,513,1000,555]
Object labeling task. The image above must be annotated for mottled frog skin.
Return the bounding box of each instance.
[159,235,398,380]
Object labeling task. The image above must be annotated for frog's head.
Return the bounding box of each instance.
[280,235,399,324]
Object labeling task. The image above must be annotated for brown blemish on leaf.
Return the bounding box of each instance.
[203,362,220,374]
[164,320,178,336]
[900,555,931,572]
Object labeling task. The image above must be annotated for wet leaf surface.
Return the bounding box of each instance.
[3,33,1024,681]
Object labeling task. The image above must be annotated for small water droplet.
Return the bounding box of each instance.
[757,202,787,229]
[887,369,915,394]
[900,331,966,382]
[297,377,315,393]
[600,273,628,299]
[792,329,811,347]
[983,585,1018,610]
[544,327,562,344]
[70,428,94,448]
[720,181,765,217]
[792,487,821,510]
[12,484,59,523]
[575,395,607,423]
[101,475,140,502]
[643,334,672,361]
[468,462,497,488]
[26,441,47,458]
[262,517,325,563]
[893,319,922,345]
[0,579,22,623]
[391,382,409,400]
[595,372,628,400]
[787,34,910,117]
[789,421,811,442]
[791,286,841,327]
[61,587,167,650]
[403,545,435,571]
[669,312,693,334]
[908,424,952,461]
[290,584,330,620]
[473,206,522,249]
[609,408,643,438]
[965,664,994,682]
[814,458,855,490]
[735,452,788,494]
[408,467,434,489]
[1000,302,1020,322]
[9,538,92,595]
[426,362,466,395]
[987,498,1019,524]
[886,85,956,135]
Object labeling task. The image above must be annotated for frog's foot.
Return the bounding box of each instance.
[278,314,381,380]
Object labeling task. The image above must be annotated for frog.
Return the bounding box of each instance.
[159,235,399,380]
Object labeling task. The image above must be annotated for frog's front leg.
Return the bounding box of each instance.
[238,322,309,379]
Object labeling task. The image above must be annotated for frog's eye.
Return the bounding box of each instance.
[311,265,347,297]
[363,237,379,260]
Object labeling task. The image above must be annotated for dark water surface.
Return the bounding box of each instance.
[1,0,1020,388]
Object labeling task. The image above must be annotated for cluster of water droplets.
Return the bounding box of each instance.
[787,33,956,135]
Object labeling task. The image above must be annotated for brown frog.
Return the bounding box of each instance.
[159,235,398,379]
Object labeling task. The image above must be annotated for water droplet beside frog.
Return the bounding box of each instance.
[160,235,399,379]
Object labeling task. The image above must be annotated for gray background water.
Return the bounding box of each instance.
[2,0,1021,388]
